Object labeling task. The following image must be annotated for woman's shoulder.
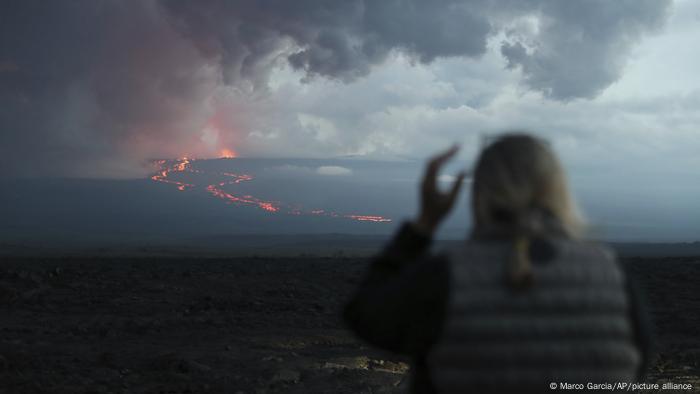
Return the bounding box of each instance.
[456,237,618,264]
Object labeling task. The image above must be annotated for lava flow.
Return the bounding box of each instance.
[151,157,391,223]
[206,172,280,213]
[150,159,195,191]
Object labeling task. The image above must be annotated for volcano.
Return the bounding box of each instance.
[151,157,391,222]
[1,157,472,254]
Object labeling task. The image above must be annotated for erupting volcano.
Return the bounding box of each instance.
[151,157,392,223]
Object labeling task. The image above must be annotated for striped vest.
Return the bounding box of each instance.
[428,239,640,393]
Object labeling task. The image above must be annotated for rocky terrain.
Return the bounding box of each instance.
[0,256,698,393]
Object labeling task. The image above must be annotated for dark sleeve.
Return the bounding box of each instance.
[343,222,450,355]
[625,274,655,379]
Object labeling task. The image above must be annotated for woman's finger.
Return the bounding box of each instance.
[424,145,460,186]
[447,170,468,203]
[428,145,459,172]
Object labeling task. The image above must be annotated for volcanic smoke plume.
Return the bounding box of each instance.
[0,0,670,177]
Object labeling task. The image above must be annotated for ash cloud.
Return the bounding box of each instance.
[1,1,218,177]
[0,0,671,177]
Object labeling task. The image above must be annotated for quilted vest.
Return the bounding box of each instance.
[428,239,640,393]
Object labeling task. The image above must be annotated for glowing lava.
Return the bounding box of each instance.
[150,158,195,191]
[206,172,281,212]
[219,148,236,158]
[151,157,391,223]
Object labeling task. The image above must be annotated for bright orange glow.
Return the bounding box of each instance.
[150,157,391,222]
[206,173,281,213]
[151,158,194,191]
[219,148,237,158]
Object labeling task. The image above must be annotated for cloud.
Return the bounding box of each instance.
[316,166,352,176]
[268,164,353,176]
[0,0,673,177]
[437,174,457,183]
[161,0,492,86]
[164,0,670,98]
[499,0,672,100]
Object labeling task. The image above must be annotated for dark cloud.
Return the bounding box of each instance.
[0,0,671,176]
[161,0,493,84]
[500,0,672,100]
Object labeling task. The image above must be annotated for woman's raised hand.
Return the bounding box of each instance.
[413,145,468,236]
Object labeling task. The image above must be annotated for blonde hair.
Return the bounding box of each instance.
[470,133,584,289]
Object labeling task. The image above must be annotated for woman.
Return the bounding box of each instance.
[344,134,652,393]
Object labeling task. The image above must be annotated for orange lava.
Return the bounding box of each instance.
[150,158,391,222]
[206,173,280,212]
[219,148,237,158]
[150,159,194,191]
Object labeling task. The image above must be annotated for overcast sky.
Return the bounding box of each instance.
[2,0,700,240]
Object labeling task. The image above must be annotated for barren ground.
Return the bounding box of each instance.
[0,256,698,393]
